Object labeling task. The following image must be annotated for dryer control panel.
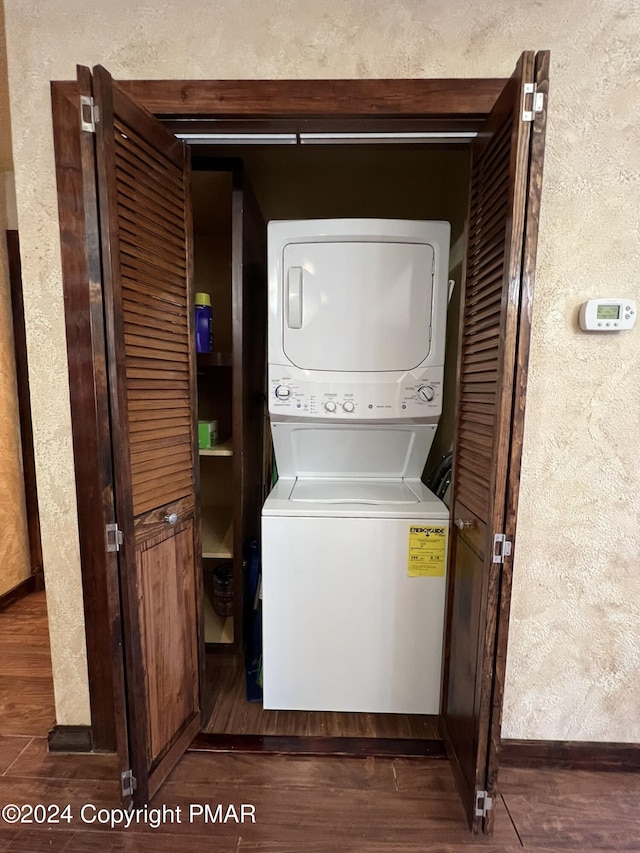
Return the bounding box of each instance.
[268,365,443,421]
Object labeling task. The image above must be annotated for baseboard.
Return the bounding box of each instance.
[0,576,37,611]
[501,738,640,772]
[190,733,446,758]
[48,725,94,753]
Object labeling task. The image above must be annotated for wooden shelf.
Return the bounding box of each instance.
[197,351,232,368]
[201,506,233,558]
[203,589,234,644]
[199,438,233,457]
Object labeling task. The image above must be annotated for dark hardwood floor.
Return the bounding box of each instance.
[0,591,55,737]
[1,591,639,851]
[203,651,440,738]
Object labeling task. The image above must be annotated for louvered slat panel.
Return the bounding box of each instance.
[112,124,193,516]
[130,448,192,473]
[125,338,189,358]
[128,415,191,434]
[129,423,191,441]
[458,465,493,497]
[129,408,187,424]
[134,461,193,487]
[120,254,187,289]
[125,294,187,328]
[463,303,502,330]
[115,153,185,208]
[128,389,190,405]
[460,409,494,427]
[466,214,510,262]
[135,475,194,515]
[460,401,496,416]
[121,273,186,304]
[115,192,185,244]
[461,358,500,376]
[114,119,184,189]
[117,189,186,241]
[119,222,188,268]
[469,176,510,229]
[466,241,507,279]
[457,448,493,477]
[463,343,500,362]
[115,168,185,226]
[471,117,513,186]
[455,479,487,522]
[127,368,190,382]
[127,378,189,392]
[128,394,191,411]
[128,433,190,455]
[117,204,186,251]
[455,112,513,527]
[119,213,186,258]
[465,264,505,301]
[124,324,186,347]
[120,241,187,278]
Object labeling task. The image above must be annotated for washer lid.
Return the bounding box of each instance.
[290,478,421,504]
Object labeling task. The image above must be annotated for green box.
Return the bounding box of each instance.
[198,420,218,449]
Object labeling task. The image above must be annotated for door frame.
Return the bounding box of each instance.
[51,74,538,774]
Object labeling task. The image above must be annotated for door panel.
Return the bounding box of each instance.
[90,64,202,803]
[483,50,551,834]
[137,515,198,763]
[442,51,542,833]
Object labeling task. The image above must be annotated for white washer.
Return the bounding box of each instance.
[262,478,449,714]
[262,218,451,715]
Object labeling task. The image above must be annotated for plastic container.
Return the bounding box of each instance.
[212,563,234,617]
[195,292,213,353]
[198,420,218,449]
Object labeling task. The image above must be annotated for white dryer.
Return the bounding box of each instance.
[262,219,451,714]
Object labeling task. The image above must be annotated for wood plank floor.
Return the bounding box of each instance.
[1,592,639,850]
[0,591,55,737]
[203,652,440,738]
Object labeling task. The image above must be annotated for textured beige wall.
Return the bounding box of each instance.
[4,0,639,739]
[0,1,13,171]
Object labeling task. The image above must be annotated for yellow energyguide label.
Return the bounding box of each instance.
[408,525,447,577]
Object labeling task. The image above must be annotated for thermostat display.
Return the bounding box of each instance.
[579,299,636,331]
[596,305,619,320]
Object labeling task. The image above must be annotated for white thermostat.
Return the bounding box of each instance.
[579,298,636,331]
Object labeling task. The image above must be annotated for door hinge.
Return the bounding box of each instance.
[121,769,137,798]
[492,533,512,564]
[80,95,99,132]
[475,789,493,818]
[106,522,124,552]
[522,83,544,122]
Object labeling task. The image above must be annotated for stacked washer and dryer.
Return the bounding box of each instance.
[262,219,451,715]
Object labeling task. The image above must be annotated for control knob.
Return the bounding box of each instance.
[275,385,291,400]
[342,401,355,413]
[417,384,435,403]
[324,400,337,413]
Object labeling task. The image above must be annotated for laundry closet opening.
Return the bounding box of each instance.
[52,60,547,821]
[189,142,470,739]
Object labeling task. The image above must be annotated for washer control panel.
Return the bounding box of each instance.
[269,367,443,419]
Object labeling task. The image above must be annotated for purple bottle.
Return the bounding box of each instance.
[195,292,213,353]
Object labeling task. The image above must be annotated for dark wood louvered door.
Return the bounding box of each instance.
[90,65,202,804]
[441,51,548,833]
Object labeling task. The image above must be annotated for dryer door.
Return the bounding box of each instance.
[282,239,434,372]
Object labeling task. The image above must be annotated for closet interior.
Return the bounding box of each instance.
[191,143,470,738]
